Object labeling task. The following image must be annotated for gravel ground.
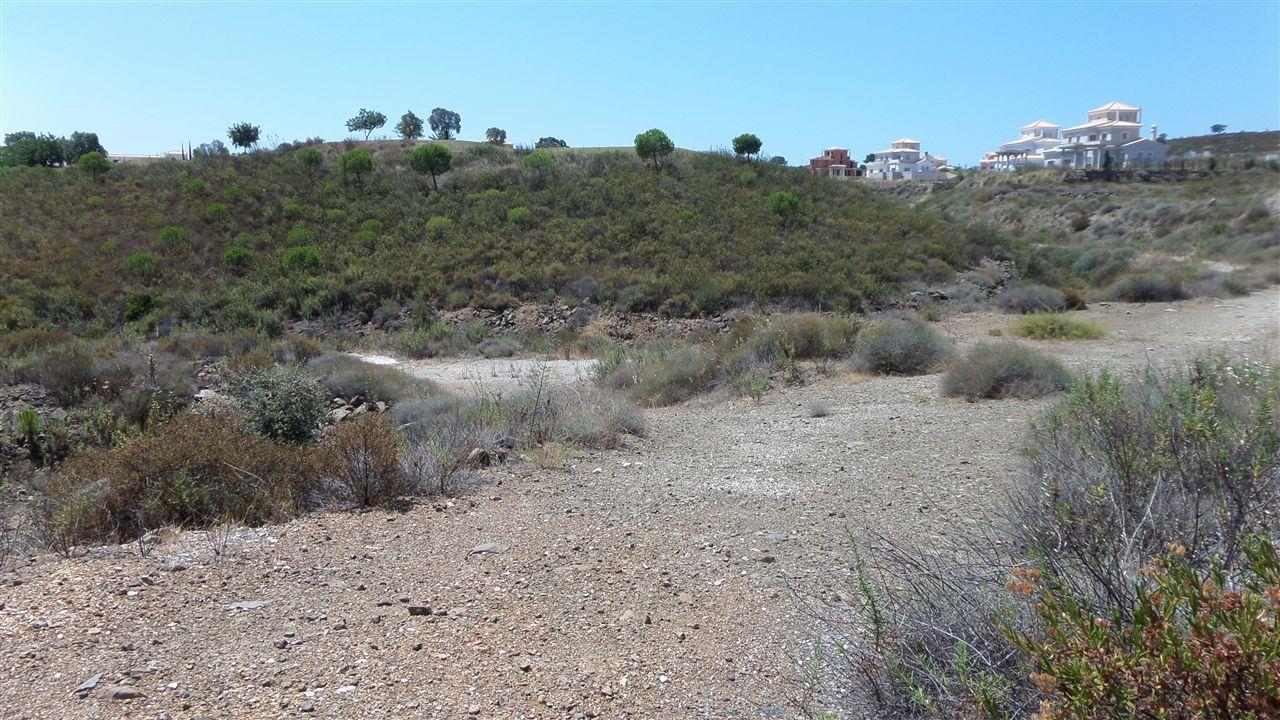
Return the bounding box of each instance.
[1,290,1276,720]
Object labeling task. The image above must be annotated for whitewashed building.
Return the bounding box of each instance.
[1043,102,1168,169]
[986,102,1169,171]
[863,138,952,181]
[990,120,1063,170]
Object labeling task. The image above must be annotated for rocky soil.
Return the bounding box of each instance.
[1,290,1276,720]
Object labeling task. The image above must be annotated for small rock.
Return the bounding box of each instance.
[224,600,268,611]
[469,542,506,555]
[408,606,432,616]
[73,673,101,695]
[104,685,144,700]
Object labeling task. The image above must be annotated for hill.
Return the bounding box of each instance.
[0,142,1012,340]
[1166,130,1280,160]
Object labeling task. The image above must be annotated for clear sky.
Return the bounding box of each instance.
[2,1,1278,164]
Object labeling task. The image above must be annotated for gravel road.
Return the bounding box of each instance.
[1,290,1276,720]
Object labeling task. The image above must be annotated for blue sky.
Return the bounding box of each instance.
[2,2,1278,164]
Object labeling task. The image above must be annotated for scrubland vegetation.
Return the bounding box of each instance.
[819,355,1280,719]
[904,165,1280,304]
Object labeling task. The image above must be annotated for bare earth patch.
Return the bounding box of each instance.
[1,290,1276,719]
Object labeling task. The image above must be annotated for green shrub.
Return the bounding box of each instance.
[296,147,324,170]
[281,245,320,272]
[507,206,533,227]
[122,251,158,276]
[426,215,452,239]
[325,208,348,222]
[157,225,189,248]
[998,284,1066,314]
[203,203,229,222]
[223,185,247,202]
[360,218,383,233]
[282,202,304,219]
[768,190,801,225]
[225,363,327,443]
[220,246,253,268]
[1107,272,1188,302]
[852,314,952,375]
[287,226,316,244]
[181,179,208,197]
[1011,313,1105,340]
[941,342,1069,400]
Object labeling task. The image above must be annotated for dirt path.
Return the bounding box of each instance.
[1,291,1276,719]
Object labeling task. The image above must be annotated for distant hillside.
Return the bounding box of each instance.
[1167,130,1280,158]
[0,142,1013,337]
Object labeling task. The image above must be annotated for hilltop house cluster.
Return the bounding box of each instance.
[980,102,1168,171]
[810,101,1168,180]
[808,139,955,181]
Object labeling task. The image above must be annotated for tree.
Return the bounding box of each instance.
[535,137,568,149]
[64,131,106,162]
[338,147,375,185]
[1210,123,1227,135]
[192,139,230,159]
[1156,133,1168,144]
[77,151,110,183]
[1,133,65,167]
[485,127,507,145]
[732,133,762,163]
[394,111,424,141]
[346,108,387,141]
[296,147,324,172]
[521,149,554,179]
[768,156,788,165]
[634,128,674,170]
[864,152,877,164]
[227,122,260,154]
[407,143,451,190]
[428,108,461,140]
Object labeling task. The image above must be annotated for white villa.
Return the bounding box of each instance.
[990,120,1063,171]
[863,138,952,181]
[986,102,1168,171]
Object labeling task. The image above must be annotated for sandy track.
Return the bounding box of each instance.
[1,290,1276,719]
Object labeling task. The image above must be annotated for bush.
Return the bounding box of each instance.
[307,353,437,404]
[220,246,253,268]
[49,413,311,542]
[768,190,801,225]
[998,283,1066,314]
[1015,356,1280,602]
[203,203,229,222]
[181,179,208,197]
[295,147,323,170]
[1107,272,1188,302]
[478,337,517,358]
[282,202,304,219]
[852,314,952,375]
[281,245,320,272]
[225,363,327,443]
[122,251,158,277]
[319,414,406,507]
[425,215,452,239]
[1011,313,1104,340]
[157,225,189,248]
[618,346,717,406]
[941,342,1069,400]
[1010,536,1280,720]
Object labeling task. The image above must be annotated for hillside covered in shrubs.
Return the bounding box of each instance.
[0,140,1014,341]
